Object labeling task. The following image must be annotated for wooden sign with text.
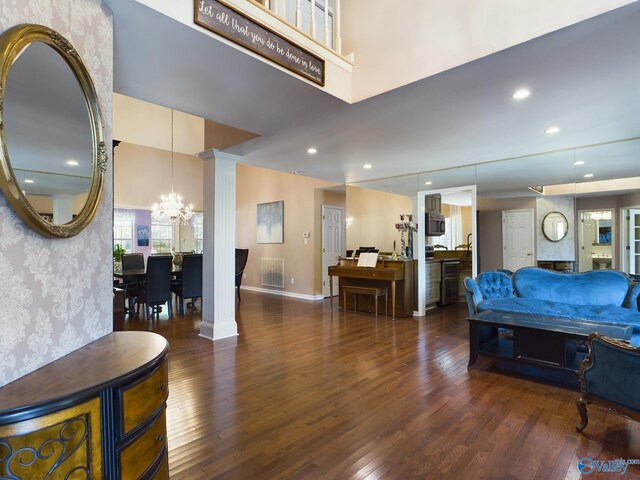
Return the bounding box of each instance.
[195,0,325,86]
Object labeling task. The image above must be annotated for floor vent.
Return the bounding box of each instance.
[261,258,285,288]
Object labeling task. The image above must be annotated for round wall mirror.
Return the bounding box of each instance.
[0,24,106,238]
[542,211,569,242]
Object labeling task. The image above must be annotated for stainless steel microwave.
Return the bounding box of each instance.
[425,212,446,236]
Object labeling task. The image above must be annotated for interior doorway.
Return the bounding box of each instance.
[502,209,535,272]
[416,185,477,317]
[578,209,614,272]
[322,205,344,297]
[621,207,640,275]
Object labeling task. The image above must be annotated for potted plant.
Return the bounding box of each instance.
[113,244,125,272]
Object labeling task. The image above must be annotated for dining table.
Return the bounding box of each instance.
[113,267,182,281]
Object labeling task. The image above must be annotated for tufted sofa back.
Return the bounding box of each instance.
[477,271,514,299]
[513,268,630,306]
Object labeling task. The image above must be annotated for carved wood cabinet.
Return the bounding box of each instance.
[0,331,169,479]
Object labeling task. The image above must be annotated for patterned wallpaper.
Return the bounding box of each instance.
[536,195,576,262]
[0,0,113,386]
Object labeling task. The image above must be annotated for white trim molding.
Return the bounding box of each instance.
[241,285,324,301]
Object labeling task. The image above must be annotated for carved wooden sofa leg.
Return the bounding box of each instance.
[576,398,589,432]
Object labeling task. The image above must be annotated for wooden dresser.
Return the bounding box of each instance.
[0,331,169,479]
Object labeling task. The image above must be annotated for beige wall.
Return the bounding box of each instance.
[342,0,632,101]
[113,93,204,155]
[114,142,204,210]
[237,164,333,297]
[346,186,412,253]
[313,187,346,294]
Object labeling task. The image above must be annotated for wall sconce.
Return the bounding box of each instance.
[345,216,354,229]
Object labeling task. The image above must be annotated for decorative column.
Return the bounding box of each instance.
[197,149,239,340]
[52,195,73,224]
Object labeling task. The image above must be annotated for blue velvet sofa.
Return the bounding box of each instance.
[464,267,640,344]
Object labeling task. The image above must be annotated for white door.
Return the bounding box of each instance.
[630,209,640,275]
[579,213,597,272]
[322,206,343,297]
[502,209,534,272]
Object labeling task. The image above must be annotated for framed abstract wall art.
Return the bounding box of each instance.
[257,200,284,244]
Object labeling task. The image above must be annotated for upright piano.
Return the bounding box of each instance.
[328,258,416,318]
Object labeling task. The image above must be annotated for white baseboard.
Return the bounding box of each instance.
[199,321,214,340]
[241,285,324,301]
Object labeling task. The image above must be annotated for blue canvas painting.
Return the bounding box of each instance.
[137,224,149,246]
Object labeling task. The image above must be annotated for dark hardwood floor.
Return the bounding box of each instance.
[125,292,640,479]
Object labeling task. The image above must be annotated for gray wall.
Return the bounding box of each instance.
[0,1,113,386]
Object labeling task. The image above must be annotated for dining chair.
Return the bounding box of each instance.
[235,249,249,301]
[134,255,173,320]
[120,253,145,316]
[171,254,203,315]
[121,253,144,270]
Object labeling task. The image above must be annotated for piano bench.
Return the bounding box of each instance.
[342,286,388,316]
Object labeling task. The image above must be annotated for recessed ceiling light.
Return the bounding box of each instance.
[544,126,560,134]
[363,164,372,169]
[584,173,594,178]
[66,160,79,166]
[307,147,317,154]
[424,181,432,185]
[573,160,585,166]
[512,88,530,100]
[24,179,35,184]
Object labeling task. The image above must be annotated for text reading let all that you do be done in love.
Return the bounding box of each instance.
[195,0,325,85]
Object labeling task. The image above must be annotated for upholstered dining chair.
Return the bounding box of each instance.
[171,254,203,315]
[576,333,640,432]
[235,249,249,301]
[133,255,173,320]
[120,253,145,316]
[122,252,144,270]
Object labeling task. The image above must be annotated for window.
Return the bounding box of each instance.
[113,209,134,252]
[192,213,204,253]
[441,218,453,250]
[151,221,173,253]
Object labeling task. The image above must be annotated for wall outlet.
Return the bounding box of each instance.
[243,273,247,279]
[290,277,295,285]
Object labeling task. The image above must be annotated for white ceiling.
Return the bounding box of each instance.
[106,0,640,193]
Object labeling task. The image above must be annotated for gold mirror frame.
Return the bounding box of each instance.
[0,24,106,238]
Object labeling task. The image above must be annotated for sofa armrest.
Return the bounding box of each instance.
[628,283,640,311]
[577,333,640,432]
[463,277,483,316]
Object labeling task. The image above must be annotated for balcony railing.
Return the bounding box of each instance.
[255,0,341,53]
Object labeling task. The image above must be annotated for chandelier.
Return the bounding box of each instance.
[151,109,194,224]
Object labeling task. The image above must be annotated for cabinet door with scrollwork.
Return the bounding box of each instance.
[0,398,102,479]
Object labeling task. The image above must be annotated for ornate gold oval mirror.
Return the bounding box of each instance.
[0,24,106,238]
[542,211,569,242]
